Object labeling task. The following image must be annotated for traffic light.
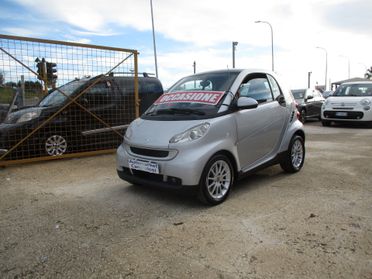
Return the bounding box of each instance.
[36,58,46,81]
[46,62,57,83]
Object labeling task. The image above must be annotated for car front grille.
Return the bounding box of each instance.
[323,111,364,119]
[130,146,169,158]
[122,167,182,186]
[330,101,358,107]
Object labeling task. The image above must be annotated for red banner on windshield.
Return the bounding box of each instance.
[154,91,225,106]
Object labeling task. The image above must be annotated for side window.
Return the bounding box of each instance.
[141,81,163,94]
[267,75,282,100]
[239,77,273,103]
[85,82,112,105]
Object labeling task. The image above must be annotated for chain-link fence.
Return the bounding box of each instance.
[0,34,151,166]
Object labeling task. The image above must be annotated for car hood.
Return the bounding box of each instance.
[326,96,369,105]
[4,106,44,124]
[126,118,205,148]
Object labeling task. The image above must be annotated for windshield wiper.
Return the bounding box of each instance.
[150,108,205,116]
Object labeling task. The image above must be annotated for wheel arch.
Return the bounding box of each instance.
[294,129,305,142]
[209,150,238,181]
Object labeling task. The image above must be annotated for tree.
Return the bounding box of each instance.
[0,72,4,86]
[365,66,372,80]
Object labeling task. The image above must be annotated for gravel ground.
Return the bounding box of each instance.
[0,121,371,279]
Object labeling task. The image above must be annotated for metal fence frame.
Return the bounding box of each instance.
[0,34,139,166]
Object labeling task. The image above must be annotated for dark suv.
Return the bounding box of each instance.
[0,74,163,160]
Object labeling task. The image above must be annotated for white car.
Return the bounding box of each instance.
[117,69,305,205]
[321,81,372,126]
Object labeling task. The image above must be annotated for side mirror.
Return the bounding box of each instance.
[277,95,286,106]
[237,97,258,110]
[306,95,314,100]
[80,97,89,105]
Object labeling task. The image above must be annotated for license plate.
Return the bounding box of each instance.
[335,112,347,117]
[128,159,159,174]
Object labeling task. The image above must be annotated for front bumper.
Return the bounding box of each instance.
[116,143,211,187]
[322,109,372,122]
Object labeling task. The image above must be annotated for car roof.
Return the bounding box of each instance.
[341,81,372,85]
[183,68,275,77]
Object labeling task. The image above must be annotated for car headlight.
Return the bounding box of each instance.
[16,110,41,123]
[360,99,371,106]
[125,125,133,140]
[169,123,210,144]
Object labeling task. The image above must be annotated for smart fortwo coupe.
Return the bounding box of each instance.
[117,69,305,205]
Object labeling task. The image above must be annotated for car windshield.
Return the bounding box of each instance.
[38,79,89,107]
[142,71,240,120]
[334,84,372,97]
[292,89,305,99]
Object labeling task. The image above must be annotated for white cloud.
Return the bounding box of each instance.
[10,0,372,89]
[2,27,41,37]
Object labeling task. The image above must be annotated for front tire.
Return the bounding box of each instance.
[280,135,305,173]
[44,134,68,156]
[198,154,234,205]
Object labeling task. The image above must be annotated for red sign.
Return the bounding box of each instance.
[154,91,225,106]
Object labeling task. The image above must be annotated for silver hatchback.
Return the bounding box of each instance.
[117,69,305,205]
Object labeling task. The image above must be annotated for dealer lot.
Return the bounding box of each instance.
[1,122,371,278]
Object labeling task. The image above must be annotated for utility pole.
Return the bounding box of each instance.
[308,71,312,88]
[193,61,196,74]
[150,0,158,78]
[232,41,238,68]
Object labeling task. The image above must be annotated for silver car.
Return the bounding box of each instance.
[117,69,305,205]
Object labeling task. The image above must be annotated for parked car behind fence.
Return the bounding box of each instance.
[0,74,163,160]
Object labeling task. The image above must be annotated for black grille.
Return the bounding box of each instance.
[122,167,182,186]
[323,111,364,119]
[130,147,169,158]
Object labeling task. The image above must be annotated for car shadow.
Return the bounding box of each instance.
[122,182,204,208]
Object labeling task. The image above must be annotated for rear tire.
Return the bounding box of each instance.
[322,120,331,127]
[280,135,305,173]
[198,154,234,205]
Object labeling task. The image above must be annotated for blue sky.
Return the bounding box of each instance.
[1,0,372,89]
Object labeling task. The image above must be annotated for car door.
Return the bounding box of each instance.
[235,74,288,170]
[304,90,316,116]
[80,80,117,131]
[313,90,325,117]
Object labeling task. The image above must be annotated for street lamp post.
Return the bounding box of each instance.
[150,0,158,78]
[316,46,328,91]
[232,41,238,68]
[339,55,350,79]
[255,20,274,71]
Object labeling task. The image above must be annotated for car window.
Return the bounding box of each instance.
[38,79,88,107]
[334,83,372,96]
[85,82,113,105]
[168,71,239,93]
[267,75,282,100]
[292,89,305,99]
[172,79,213,91]
[141,80,163,94]
[239,77,273,103]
